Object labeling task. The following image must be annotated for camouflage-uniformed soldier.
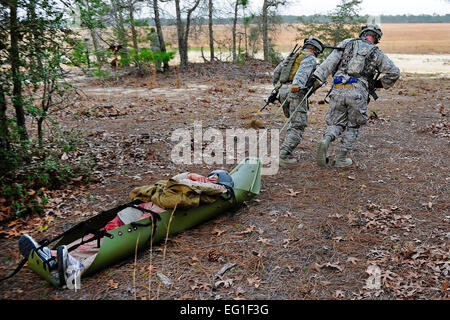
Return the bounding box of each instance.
[311,24,400,167]
[272,37,325,165]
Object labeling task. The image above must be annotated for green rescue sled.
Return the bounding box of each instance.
[26,157,262,287]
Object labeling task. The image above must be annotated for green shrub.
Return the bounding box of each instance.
[267,44,283,65]
[0,124,94,221]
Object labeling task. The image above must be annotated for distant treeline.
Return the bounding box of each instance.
[136,14,449,26]
[288,14,450,24]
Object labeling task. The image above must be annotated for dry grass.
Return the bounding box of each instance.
[161,23,450,55]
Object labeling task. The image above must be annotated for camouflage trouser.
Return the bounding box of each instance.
[324,85,369,151]
[279,85,308,154]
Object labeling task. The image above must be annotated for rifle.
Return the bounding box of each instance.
[257,89,279,115]
[289,43,301,57]
[323,44,345,51]
[368,70,381,102]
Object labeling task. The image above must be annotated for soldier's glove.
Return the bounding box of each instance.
[374,79,383,89]
[290,84,301,93]
[305,76,322,95]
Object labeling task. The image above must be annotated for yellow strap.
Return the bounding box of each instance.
[288,51,312,82]
[334,84,354,89]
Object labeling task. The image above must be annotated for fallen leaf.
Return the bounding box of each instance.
[421,202,433,209]
[442,281,448,297]
[335,290,345,298]
[215,278,234,288]
[312,263,322,273]
[157,273,172,287]
[72,176,83,182]
[313,262,344,272]
[282,239,291,248]
[247,276,261,288]
[257,237,271,245]
[239,225,255,235]
[283,211,293,217]
[286,188,301,197]
[107,279,119,289]
[211,228,226,236]
[346,257,359,265]
[322,263,344,272]
[190,282,199,291]
[199,283,211,291]
[235,287,246,296]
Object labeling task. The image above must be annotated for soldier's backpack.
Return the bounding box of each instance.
[278,50,314,84]
[341,39,378,77]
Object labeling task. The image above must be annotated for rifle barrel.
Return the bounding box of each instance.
[323,45,344,51]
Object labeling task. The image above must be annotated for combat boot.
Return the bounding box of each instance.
[279,150,297,166]
[335,150,353,168]
[316,136,332,167]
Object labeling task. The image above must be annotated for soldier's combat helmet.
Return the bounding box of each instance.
[360,24,383,43]
[208,170,234,189]
[303,37,324,56]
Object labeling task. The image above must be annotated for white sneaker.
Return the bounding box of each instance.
[18,234,55,268]
[57,245,83,290]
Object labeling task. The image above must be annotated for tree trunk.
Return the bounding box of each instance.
[208,0,214,61]
[152,0,169,72]
[89,29,103,64]
[175,0,200,68]
[111,0,127,45]
[83,0,104,64]
[128,1,138,50]
[232,0,238,63]
[9,1,28,140]
[0,87,9,150]
[243,6,248,56]
[37,117,44,147]
[183,0,200,65]
[174,0,186,67]
[262,0,269,61]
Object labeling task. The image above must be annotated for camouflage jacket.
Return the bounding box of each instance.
[273,50,317,88]
[313,38,400,91]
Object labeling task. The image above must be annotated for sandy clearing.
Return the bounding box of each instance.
[388,54,450,75]
[78,84,211,97]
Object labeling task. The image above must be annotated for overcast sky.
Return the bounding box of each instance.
[149,0,450,20]
[255,0,450,16]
